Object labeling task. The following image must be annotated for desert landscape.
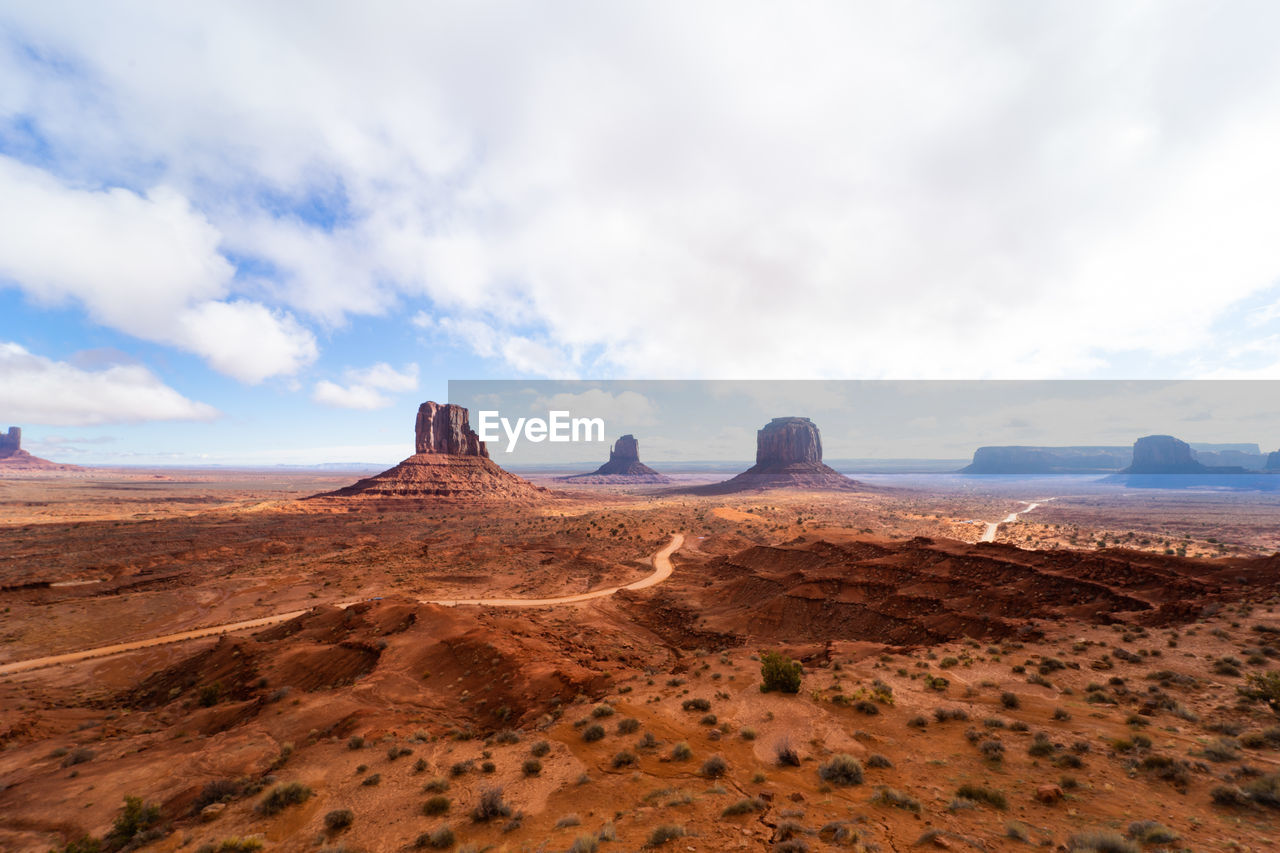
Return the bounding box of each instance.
[2,406,1280,853]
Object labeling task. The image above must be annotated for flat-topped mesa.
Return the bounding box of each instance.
[415,402,488,457]
[756,417,822,466]
[689,415,863,494]
[1268,450,1280,471]
[318,401,542,500]
[0,426,20,458]
[558,434,671,484]
[1124,435,1207,474]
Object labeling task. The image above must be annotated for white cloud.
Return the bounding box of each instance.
[312,362,419,409]
[0,155,317,382]
[0,342,218,425]
[4,3,1280,379]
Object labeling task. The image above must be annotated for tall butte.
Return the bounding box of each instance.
[0,426,82,471]
[558,434,671,484]
[693,416,863,493]
[321,402,543,500]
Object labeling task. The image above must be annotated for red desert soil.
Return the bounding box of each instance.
[2,470,1280,852]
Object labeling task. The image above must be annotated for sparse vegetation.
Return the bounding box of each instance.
[760,650,803,693]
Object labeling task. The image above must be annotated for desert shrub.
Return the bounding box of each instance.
[774,738,801,767]
[422,795,451,816]
[1245,772,1280,808]
[1126,821,1179,844]
[818,754,863,786]
[257,782,312,815]
[956,784,1006,809]
[1204,737,1240,762]
[907,715,928,729]
[866,753,893,768]
[449,759,474,776]
[740,727,757,741]
[423,777,450,793]
[1243,670,1280,715]
[416,826,455,849]
[1137,754,1190,787]
[582,724,606,743]
[1053,708,1071,721]
[699,713,717,726]
[471,787,512,822]
[347,735,364,750]
[103,796,163,849]
[722,797,766,816]
[617,717,640,734]
[773,842,810,853]
[1066,830,1138,853]
[681,698,711,712]
[700,754,727,778]
[191,778,242,815]
[611,750,637,768]
[592,704,615,718]
[414,758,428,773]
[361,773,381,786]
[61,747,95,768]
[1028,733,1056,757]
[568,836,598,853]
[530,740,551,757]
[669,741,692,761]
[556,814,581,828]
[324,809,354,831]
[522,758,542,776]
[760,650,803,694]
[1000,692,1020,709]
[871,786,920,812]
[980,740,1006,762]
[645,824,685,847]
[933,707,968,722]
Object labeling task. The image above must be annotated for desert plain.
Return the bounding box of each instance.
[3,466,1280,853]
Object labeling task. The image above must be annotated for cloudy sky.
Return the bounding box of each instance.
[2,2,1280,464]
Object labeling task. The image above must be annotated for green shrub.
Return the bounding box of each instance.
[760,651,803,694]
[522,758,542,776]
[582,724,605,743]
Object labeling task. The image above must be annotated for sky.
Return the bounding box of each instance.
[2,2,1280,465]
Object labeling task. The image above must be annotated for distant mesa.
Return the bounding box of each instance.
[1267,449,1280,471]
[319,402,544,500]
[961,445,1130,475]
[689,416,863,494]
[557,434,671,484]
[0,426,83,472]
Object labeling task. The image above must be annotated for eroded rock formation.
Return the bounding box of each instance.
[0,427,20,458]
[319,403,543,500]
[961,446,1131,474]
[1125,435,1204,474]
[691,416,862,493]
[558,434,671,484]
[1267,450,1280,471]
[415,402,488,457]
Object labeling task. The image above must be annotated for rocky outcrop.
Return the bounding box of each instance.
[558,435,671,484]
[691,416,862,494]
[0,427,20,458]
[318,403,543,501]
[961,446,1131,474]
[415,402,487,457]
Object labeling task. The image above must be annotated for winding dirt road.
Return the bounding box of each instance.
[0,533,684,677]
[980,499,1053,543]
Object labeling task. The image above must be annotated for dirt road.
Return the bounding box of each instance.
[0,533,684,676]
